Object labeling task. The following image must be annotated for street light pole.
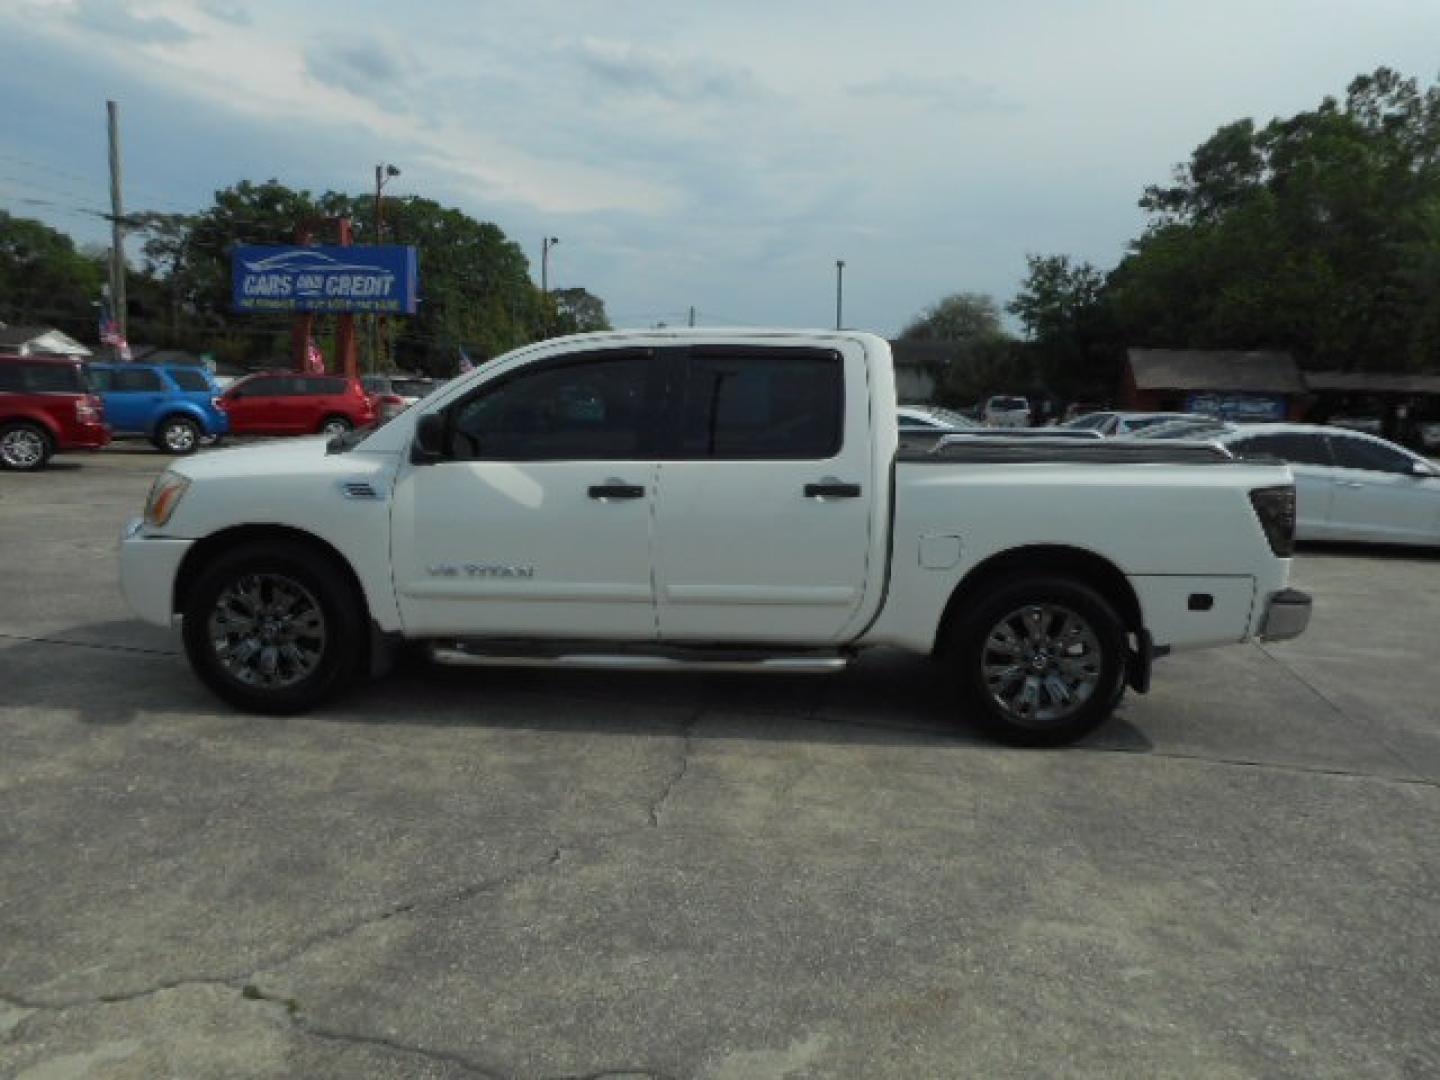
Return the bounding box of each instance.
[541,236,559,337]
[372,163,400,370]
[835,259,845,330]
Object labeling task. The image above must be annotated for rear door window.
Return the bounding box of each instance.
[1228,433,1334,466]
[2,363,86,392]
[299,376,348,395]
[1328,434,1414,475]
[167,369,210,392]
[676,348,843,459]
[112,368,165,392]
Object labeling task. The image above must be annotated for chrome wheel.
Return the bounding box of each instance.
[207,573,327,689]
[322,417,351,438]
[980,603,1103,725]
[162,420,198,453]
[0,427,46,469]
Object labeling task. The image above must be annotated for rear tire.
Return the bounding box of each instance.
[182,541,366,714]
[155,415,201,455]
[0,422,53,471]
[320,415,352,438]
[944,575,1128,747]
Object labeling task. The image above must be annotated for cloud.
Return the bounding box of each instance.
[846,73,1018,113]
[572,37,759,103]
[68,0,195,44]
[305,37,419,102]
[195,0,251,26]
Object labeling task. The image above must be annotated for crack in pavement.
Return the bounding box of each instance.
[0,849,566,1015]
[282,1010,512,1079]
[0,631,178,657]
[648,711,701,828]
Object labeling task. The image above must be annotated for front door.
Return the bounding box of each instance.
[652,344,874,645]
[105,366,166,434]
[391,348,663,639]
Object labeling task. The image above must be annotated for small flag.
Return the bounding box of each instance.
[306,338,326,374]
[458,346,475,373]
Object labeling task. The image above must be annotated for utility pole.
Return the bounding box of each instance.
[541,236,559,337]
[688,305,696,327]
[106,100,126,355]
[835,259,845,331]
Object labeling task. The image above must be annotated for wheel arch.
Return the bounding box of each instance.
[934,544,1143,656]
[1,410,62,443]
[173,524,369,623]
[149,406,206,437]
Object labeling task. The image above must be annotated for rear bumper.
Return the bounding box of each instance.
[1259,588,1312,642]
[62,422,111,450]
[119,517,192,627]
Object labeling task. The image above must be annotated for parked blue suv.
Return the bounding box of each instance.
[87,363,229,454]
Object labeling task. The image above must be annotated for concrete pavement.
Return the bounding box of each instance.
[1,448,1437,1078]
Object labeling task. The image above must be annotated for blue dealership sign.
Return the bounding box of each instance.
[1186,392,1286,422]
[232,245,418,314]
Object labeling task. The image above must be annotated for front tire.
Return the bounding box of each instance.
[0,422,53,471]
[155,416,201,455]
[182,541,366,714]
[945,576,1128,747]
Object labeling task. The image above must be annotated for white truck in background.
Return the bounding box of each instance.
[119,330,1311,745]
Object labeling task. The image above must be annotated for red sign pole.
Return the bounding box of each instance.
[291,216,358,379]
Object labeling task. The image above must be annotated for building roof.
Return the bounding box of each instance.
[1127,348,1305,394]
[1305,371,1440,395]
[0,326,92,356]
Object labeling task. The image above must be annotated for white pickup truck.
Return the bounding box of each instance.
[119,330,1311,745]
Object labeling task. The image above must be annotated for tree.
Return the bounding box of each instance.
[1109,67,1440,371]
[0,211,106,342]
[550,287,612,334]
[1008,255,1106,345]
[899,292,1005,344]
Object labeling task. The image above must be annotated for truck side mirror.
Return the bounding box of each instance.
[413,411,446,463]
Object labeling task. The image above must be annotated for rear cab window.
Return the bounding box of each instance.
[676,347,844,459]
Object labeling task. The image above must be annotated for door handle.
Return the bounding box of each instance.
[804,480,862,499]
[588,483,645,500]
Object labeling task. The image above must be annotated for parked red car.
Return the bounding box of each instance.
[0,353,109,471]
[218,373,376,437]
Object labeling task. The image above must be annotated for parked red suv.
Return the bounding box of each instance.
[0,354,110,470]
[218,373,376,437]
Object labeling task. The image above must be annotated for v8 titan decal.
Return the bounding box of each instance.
[426,564,536,579]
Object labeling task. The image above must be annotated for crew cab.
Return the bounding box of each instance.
[88,362,229,454]
[118,331,1311,745]
[0,353,109,470]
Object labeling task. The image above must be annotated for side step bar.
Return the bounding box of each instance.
[430,645,849,675]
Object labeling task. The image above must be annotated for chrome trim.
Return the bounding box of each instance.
[430,647,848,675]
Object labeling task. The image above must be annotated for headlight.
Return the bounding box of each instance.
[144,472,191,527]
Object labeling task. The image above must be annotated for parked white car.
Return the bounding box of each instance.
[119,330,1309,746]
[1063,411,1204,437]
[982,395,1031,427]
[897,405,981,431]
[1200,423,1440,546]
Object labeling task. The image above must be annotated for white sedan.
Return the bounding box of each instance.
[1204,423,1440,546]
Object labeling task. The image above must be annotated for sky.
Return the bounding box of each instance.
[1,0,1438,336]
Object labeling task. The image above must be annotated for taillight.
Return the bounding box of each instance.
[1249,485,1296,557]
[75,394,104,424]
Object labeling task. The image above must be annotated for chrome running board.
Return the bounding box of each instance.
[430,644,849,675]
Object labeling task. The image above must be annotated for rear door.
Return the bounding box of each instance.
[1326,434,1440,543]
[164,367,220,431]
[652,344,873,645]
[1226,432,1337,538]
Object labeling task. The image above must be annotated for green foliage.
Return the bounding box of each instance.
[2,178,609,374]
[899,292,1006,344]
[1109,67,1440,371]
[0,210,106,340]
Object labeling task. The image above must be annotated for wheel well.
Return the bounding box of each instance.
[153,411,200,436]
[934,544,1143,654]
[1,415,59,442]
[172,524,368,621]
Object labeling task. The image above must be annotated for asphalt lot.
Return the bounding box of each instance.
[2,444,1438,1079]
